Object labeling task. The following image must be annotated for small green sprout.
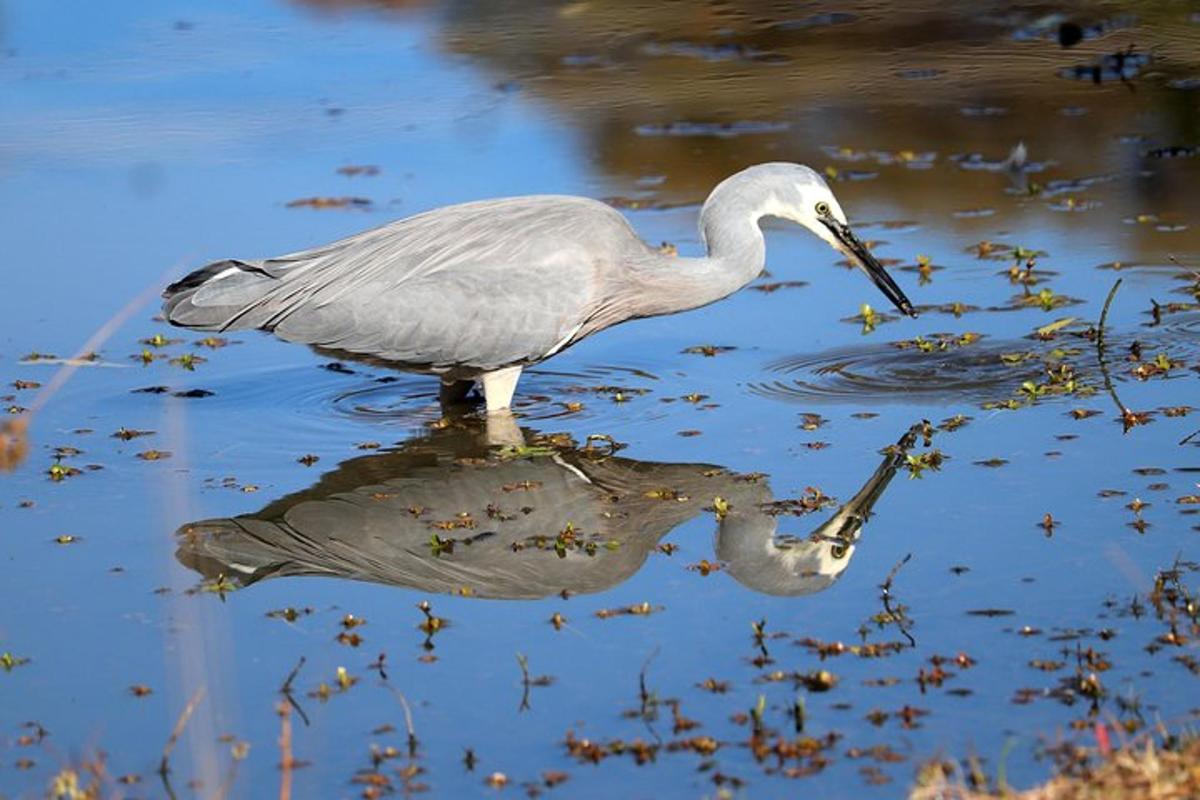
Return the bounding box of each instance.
[0,652,31,671]
[710,497,730,519]
[201,574,237,596]
[859,303,880,333]
[905,450,945,479]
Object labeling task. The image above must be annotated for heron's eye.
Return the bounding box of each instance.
[815,201,831,217]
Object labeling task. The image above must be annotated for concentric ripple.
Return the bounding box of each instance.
[751,315,1200,406]
[179,360,669,430]
[752,340,1043,405]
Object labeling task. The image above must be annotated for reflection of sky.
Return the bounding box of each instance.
[4,2,535,167]
[2,2,1200,796]
[0,1,591,352]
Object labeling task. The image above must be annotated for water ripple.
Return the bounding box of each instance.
[751,315,1200,406]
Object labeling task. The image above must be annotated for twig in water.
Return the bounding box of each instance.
[0,267,181,472]
[278,656,310,727]
[881,554,916,647]
[638,646,661,721]
[277,701,293,800]
[159,686,206,779]
[280,656,305,693]
[1097,278,1121,353]
[212,740,248,800]
[750,618,770,664]
[1094,278,1144,432]
[634,646,665,744]
[516,652,537,712]
[386,685,418,757]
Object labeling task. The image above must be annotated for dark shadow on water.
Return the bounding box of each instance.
[175,419,922,598]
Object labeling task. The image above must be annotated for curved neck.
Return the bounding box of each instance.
[699,186,769,281]
[624,177,771,319]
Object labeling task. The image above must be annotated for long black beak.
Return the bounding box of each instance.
[821,216,917,317]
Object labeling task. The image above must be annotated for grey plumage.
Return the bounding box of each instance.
[174,421,919,598]
[165,196,633,374]
[162,164,914,405]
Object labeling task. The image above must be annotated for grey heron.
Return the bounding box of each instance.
[163,162,915,411]
[175,420,921,598]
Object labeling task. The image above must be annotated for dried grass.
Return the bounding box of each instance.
[911,736,1200,800]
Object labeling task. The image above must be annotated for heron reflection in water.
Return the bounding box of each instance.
[176,422,923,599]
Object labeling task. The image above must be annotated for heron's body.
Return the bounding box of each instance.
[164,163,914,410]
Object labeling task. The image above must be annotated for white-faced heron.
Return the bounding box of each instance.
[163,162,915,411]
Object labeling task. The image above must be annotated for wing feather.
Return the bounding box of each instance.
[227,196,645,371]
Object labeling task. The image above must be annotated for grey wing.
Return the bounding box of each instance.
[224,197,635,371]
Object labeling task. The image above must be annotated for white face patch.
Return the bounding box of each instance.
[745,179,854,257]
[796,185,852,251]
[758,193,796,222]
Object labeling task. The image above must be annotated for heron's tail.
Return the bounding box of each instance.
[174,516,283,588]
[162,259,276,331]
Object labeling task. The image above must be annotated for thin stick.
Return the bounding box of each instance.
[517,652,532,712]
[1,266,181,471]
[212,750,242,800]
[278,656,310,727]
[1095,278,1130,417]
[30,271,174,416]
[637,646,663,743]
[277,701,293,800]
[386,685,418,757]
[280,656,305,694]
[881,554,916,648]
[159,686,206,777]
[638,646,660,718]
[1097,278,1121,353]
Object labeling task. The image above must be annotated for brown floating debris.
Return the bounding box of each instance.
[681,344,736,357]
[595,602,662,619]
[112,427,154,440]
[286,196,371,209]
[336,165,380,176]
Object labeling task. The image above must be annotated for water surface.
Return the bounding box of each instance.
[2,1,1200,797]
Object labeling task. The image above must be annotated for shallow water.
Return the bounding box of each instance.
[2,1,1200,797]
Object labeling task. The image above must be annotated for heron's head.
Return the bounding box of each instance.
[746,163,917,317]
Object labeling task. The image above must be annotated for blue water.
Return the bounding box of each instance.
[2,2,1199,797]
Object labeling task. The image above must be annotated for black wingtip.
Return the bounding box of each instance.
[163,259,260,298]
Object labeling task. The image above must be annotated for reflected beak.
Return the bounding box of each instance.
[821,217,917,317]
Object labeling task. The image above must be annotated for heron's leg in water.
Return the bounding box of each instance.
[439,378,476,407]
[481,365,523,412]
[485,410,524,448]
